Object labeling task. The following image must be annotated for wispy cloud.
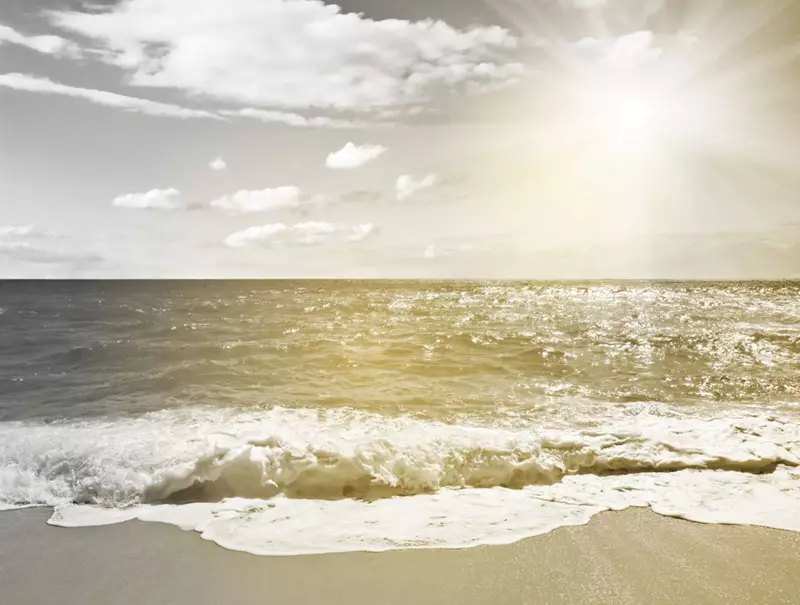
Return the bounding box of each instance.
[0,224,103,267]
[0,73,394,127]
[225,222,377,248]
[223,108,371,129]
[326,143,386,169]
[0,73,223,120]
[0,23,80,57]
[112,188,183,210]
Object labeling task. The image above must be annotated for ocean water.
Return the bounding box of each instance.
[1,280,799,555]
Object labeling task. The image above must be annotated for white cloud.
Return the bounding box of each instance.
[0,73,222,120]
[604,31,663,68]
[0,225,36,237]
[0,72,380,126]
[112,188,183,210]
[0,224,103,267]
[224,223,288,248]
[348,224,377,242]
[396,174,438,201]
[0,24,80,57]
[209,157,227,171]
[224,108,370,129]
[424,244,437,259]
[50,0,520,111]
[574,31,663,69]
[326,142,386,169]
[210,187,301,213]
[225,221,376,248]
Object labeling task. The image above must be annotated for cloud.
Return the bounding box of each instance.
[224,108,371,129]
[604,31,663,68]
[0,225,103,267]
[574,30,664,69]
[209,157,227,171]
[0,225,36,237]
[348,224,377,242]
[0,73,376,127]
[326,142,386,169]
[224,223,289,248]
[0,24,80,57]
[0,73,222,120]
[210,187,301,213]
[50,0,520,111]
[112,188,183,209]
[225,222,376,248]
[396,174,438,201]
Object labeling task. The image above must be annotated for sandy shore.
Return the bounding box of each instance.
[1,507,799,605]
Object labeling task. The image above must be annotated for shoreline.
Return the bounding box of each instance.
[2,507,799,604]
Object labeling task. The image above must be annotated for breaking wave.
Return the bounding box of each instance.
[0,406,797,508]
[0,405,799,555]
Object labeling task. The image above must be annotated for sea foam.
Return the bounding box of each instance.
[1,406,799,555]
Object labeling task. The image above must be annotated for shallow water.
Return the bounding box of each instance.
[1,281,799,554]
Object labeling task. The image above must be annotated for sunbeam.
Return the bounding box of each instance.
[465,0,799,255]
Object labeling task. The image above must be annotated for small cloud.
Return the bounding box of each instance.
[605,31,662,67]
[396,174,438,201]
[210,186,301,213]
[224,223,288,248]
[225,222,377,248]
[575,31,663,69]
[0,225,36,237]
[209,157,227,171]
[112,188,183,210]
[424,244,437,259]
[326,142,386,169]
[348,224,377,242]
[0,24,81,57]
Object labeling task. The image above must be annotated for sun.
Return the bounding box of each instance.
[606,92,662,141]
[587,78,683,150]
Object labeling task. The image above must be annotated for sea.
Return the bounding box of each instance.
[1,280,798,555]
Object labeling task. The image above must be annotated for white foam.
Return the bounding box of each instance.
[47,466,800,556]
[1,406,799,555]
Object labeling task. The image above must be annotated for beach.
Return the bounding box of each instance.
[2,281,799,601]
[2,507,799,605]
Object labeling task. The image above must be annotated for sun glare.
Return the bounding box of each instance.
[583,77,687,151]
[606,92,662,141]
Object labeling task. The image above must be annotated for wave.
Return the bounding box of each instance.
[1,406,799,555]
[0,406,797,506]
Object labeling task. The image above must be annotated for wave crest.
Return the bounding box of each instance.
[1,407,797,507]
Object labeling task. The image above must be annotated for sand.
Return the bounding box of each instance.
[1,507,799,605]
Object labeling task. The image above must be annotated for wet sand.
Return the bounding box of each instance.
[1,507,799,605]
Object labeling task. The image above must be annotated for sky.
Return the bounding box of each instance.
[0,0,798,278]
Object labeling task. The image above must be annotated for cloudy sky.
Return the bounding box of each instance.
[0,0,798,278]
